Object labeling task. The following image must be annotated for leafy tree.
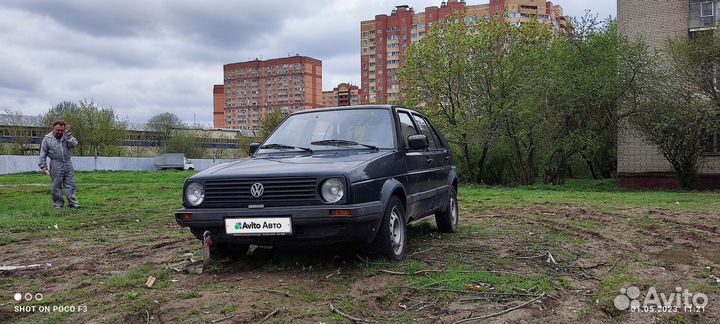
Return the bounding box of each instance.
[146,112,185,153]
[402,14,555,184]
[402,12,655,186]
[401,13,476,180]
[235,132,256,158]
[43,100,128,156]
[259,109,288,141]
[630,33,720,190]
[538,17,653,184]
[166,129,203,158]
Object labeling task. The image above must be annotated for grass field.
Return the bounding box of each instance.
[0,171,719,323]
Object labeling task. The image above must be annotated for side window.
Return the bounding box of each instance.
[397,112,418,148]
[412,115,444,151]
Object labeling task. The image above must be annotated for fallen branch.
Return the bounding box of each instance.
[356,254,370,265]
[458,297,493,302]
[262,309,280,322]
[325,268,341,279]
[406,286,543,298]
[329,303,377,323]
[0,263,52,271]
[452,292,546,324]
[515,254,547,259]
[380,269,443,275]
[250,288,294,298]
[211,314,235,324]
[606,259,621,273]
[554,262,606,270]
[381,269,525,277]
[409,247,434,257]
[394,300,433,316]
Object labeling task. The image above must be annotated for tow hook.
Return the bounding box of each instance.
[202,230,213,268]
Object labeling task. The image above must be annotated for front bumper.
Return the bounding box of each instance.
[175,201,384,244]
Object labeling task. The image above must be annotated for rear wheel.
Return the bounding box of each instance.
[370,196,407,261]
[435,186,459,233]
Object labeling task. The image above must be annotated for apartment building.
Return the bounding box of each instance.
[360,0,571,104]
[214,56,322,130]
[322,83,361,107]
[617,0,720,188]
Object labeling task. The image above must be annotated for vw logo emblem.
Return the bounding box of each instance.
[250,183,264,198]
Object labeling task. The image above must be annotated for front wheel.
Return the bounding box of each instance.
[370,196,407,261]
[435,186,459,233]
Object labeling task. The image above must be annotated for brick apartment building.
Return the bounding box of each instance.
[213,56,322,129]
[617,0,720,188]
[360,0,571,104]
[322,83,361,107]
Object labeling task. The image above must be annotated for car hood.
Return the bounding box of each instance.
[191,150,394,179]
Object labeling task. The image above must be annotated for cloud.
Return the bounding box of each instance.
[0,0,617,125]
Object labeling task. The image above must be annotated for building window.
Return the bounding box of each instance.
[702,2,715,17]
[705,132,720,154]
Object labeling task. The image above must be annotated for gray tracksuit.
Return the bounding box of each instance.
[38,132,80,208]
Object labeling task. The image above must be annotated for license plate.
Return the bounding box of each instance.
[224,217,292,236]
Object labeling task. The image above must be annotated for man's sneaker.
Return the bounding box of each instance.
[54,206,63,209]
[69,205,81,209]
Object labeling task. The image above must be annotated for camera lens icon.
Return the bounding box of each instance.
[13,292,42,302]
[614,286,641,311]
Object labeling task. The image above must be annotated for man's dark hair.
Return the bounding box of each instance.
[52,120,67,127]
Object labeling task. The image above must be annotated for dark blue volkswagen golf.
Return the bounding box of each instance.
[176,105,458,261]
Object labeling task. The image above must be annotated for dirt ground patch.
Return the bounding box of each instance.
[2,202,719,324]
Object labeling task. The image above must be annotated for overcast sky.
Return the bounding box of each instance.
[0,0,616,126]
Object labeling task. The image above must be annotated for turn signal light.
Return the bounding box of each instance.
[179,213,193,221]
[330,209,352,217]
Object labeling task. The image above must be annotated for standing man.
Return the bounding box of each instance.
[38,120,81,209]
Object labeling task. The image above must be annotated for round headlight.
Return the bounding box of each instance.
[320,178,345,203]
[185,182,205,206]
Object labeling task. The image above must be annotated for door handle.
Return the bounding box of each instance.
[425,157,433,165]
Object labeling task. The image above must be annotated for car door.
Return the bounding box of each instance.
[411,113,450,210]
[397,110,435,218]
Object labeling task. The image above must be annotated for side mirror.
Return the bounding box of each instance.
[407,135,429,151]
[249,142,261,156]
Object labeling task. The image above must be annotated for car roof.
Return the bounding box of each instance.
[289,105,418,116]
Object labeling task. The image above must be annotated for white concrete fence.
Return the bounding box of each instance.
[0,155,235,175]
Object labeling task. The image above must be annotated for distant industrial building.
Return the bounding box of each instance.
[322,83,361,107]
[0,114,256,158]
[213,55,323,129]
[360,0,572,104]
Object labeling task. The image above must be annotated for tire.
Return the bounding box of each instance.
[435,186,459,233]
[369,196,407,261]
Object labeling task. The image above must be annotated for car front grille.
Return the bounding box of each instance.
[201,177,320,207]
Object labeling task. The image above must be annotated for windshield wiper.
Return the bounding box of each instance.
[259,143,312,152]
[310,139,378,150]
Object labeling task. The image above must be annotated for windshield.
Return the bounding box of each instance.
[258,109,396,153]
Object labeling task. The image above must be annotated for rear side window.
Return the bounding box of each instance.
[412,115,444,151]
[397,112,418,148]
